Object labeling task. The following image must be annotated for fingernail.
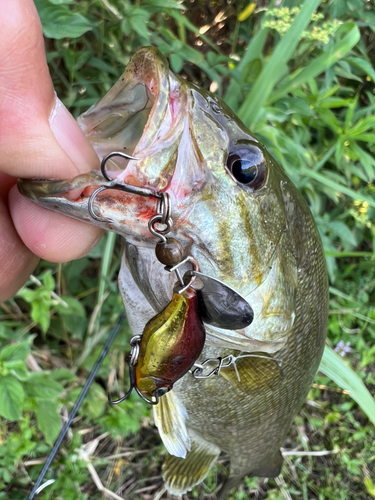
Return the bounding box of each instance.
[49,95,100,173]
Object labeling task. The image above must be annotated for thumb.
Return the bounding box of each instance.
[0,0,99,178]
[1,0,103,264]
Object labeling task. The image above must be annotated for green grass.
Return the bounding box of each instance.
[1,0,375,498]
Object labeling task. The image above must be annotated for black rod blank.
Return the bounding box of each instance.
[27,312,125,500]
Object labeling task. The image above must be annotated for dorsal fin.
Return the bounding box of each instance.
[153,389,190,458]
[163,429,220,495]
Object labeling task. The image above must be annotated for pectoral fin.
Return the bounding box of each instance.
[153,390,190,458]
[220,354,282,393]
[163,429,220,495]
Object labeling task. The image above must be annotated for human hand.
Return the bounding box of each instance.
[0,0,104,301]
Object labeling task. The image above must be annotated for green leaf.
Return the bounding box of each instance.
[300,168,375,208]
[0,376,24,420]
[169,53,184,73]
[238,0,322,128]
[41,270,55,292]
[31,299,50,333]
[129,8,151,38]
[24,373,64,400]
[55,297,85,317]
[144,0,184,9]
[346,56,375,82]
[88,58,119,76]
[0,340,31,363]
[242,58,262,84]
[35,400,61,445]
[8,364,30,382]
[269,23,360,104]
[320,346,375,426]
[35,0,94,39]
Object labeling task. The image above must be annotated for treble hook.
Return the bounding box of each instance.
[190,353,283,381]
[107,335,159,406]
[88,151,162,223]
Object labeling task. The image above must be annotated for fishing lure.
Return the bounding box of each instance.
[89,152,255,404]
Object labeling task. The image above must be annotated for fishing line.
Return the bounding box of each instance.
[27,312,125,500]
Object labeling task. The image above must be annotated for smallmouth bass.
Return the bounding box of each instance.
[18,47,329,498]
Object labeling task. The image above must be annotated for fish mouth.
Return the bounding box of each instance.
[18,48,178,222]
[77,47,171,168]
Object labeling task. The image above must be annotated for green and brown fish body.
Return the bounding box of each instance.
[18,48,329,497]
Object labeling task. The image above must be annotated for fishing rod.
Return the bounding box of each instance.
[27,312,125,500]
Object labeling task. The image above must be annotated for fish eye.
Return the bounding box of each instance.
[154,386,169,397]
[226,143,268,190]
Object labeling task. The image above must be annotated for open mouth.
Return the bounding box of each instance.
[77,47,170,170]
[18,48,174,204]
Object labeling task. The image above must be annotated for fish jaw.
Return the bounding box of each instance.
[78,47,188,191]
[17,48,189,244]
[17,172,161,242]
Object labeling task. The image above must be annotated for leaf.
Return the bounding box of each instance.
[242,58,262,84]
[320,346,375,426]
[129,8,151,38]
[238,2,256,22]
[7,361,30,382]
[0,376,24,420]
[35,0,94,39]
[41,270,55,292]
[55,297,85,317]
[31,298,50,333]
[224,8,271,108]
[0,340,31,363]
[88,58,119,76]
[144,0,184,9]
[300,168,375,208]
[238,0,322,128]
[346,56,375,82]
[169,53,184,73]
[24,373,64,400]
[328,221,357,247]
[269,23,360,104]
[35,400,61,445]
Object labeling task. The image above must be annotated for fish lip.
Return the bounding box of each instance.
[18,48,172,201]
[78,47,171,167]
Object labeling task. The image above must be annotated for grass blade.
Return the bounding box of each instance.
[320,346,375,425]
[300,167,375,208]
[97,231,117,311]
[238,0,321,128]
[269,23,360,104]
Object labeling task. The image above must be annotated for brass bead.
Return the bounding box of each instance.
[155,238,184,266]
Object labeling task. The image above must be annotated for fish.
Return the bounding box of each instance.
[18,47,329,498]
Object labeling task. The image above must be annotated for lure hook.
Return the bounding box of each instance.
[107,335,159,406]
[100,151,139,181]
[190,353,283,381]
[88,151,163,223]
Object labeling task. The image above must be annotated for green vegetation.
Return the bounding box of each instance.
[1,0,375,498]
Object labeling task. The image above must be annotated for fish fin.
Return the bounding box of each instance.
[249,448,283,478]
[230,447,283,478]
[220,353,282,393]
[216,449,283,500]
[163,429,220,495]
[153,390,190,458]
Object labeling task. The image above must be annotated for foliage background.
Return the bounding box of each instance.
[1,0,375,498]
